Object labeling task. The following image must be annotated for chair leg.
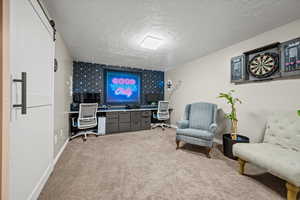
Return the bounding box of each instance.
[83,133,87,141]
[206,148,212,158]
[86,131,98,137]
[286,183,299,200]
[238,158,246,175]
[70,132,85,141]
[176,140,180,150]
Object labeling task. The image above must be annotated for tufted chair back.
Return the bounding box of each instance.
[263,113,300,152]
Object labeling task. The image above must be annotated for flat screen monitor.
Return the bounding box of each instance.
[146,93,161,104]
[73,93,100,104]
[105,70,141,105]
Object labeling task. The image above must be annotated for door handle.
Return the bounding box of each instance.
[13,72,27,115]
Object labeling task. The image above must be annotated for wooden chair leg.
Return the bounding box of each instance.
[286,183,300,200]
[206,148,212,158]
[238,158,246,175]
[176,140,180,150]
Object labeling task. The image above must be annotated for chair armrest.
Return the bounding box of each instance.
[72,118,77,127]
[176,120,189,129]
[209,123,218,133]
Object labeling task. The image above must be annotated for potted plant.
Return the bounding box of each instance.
[298,110,300,116]
[218,90,242,140]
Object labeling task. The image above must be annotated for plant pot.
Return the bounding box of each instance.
[223,134,250,159]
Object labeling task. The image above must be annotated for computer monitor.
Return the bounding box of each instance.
[146,93,161,105]
[73,93,100,104]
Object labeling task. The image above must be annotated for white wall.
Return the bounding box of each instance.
[54,33,73,157]
[166,19,300,143]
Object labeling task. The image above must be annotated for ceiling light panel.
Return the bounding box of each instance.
[140,35,163,50]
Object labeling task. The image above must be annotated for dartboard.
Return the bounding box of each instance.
[248,53,278,78]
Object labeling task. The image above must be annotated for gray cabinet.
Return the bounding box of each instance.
[119,112,130,123]
[131,112,141,131]
[141,111,151,130]
[105,110,152,134]
[119,112,131,132]
[141,118,151,130]
[106,112,119,133]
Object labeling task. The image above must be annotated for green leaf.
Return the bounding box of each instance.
[298,110,300,116]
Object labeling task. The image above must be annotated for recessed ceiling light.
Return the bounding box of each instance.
[140,35,163,50]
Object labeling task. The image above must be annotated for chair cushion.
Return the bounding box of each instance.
[233,143,300,187]
[176,128,214,141]
[78,118,97,129]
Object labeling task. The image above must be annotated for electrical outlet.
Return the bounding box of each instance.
[54,134,58,144]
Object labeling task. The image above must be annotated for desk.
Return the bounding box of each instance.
[69,108,173,136]
[69,107,162,114]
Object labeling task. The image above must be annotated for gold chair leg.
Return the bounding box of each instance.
[238,158,246,175]
[286,183,299,200]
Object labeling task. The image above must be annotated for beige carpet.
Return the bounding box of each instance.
[39,129,297,200]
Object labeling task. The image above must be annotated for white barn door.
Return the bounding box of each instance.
[9,0,54,199]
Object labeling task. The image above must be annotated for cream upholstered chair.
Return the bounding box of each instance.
[233,113,300,200]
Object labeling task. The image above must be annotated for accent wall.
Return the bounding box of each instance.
[73,61,164,105]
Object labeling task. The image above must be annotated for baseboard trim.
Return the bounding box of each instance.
[26,139,69,200]
[53,139,69,167]
[27,164,53,200]
[27,139,69,200]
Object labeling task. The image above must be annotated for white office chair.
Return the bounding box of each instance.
[152,101,170,130]
[70,103,98,141]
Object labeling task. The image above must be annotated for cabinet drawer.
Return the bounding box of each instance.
[106,112,119,119]
[106,118,118,125]
[131,120,141,131]
[141,111,151,117]
[141,118,151,130]
[106,123,119,133]
[119,112,131,123]
[119,122,131,132]
[131,112,141,121]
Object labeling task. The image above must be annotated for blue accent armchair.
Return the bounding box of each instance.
[176,102,218,158]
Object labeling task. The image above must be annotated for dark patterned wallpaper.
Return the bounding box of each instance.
[73,61,164,105]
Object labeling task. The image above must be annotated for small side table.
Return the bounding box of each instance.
[223,134,250,159]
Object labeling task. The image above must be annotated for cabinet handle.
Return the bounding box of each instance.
[13,72,27,115]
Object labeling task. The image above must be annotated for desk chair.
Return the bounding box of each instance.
[152,101,170,130]
[70,103,98,141]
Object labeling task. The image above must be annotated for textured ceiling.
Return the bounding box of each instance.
[43,0,300,70]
